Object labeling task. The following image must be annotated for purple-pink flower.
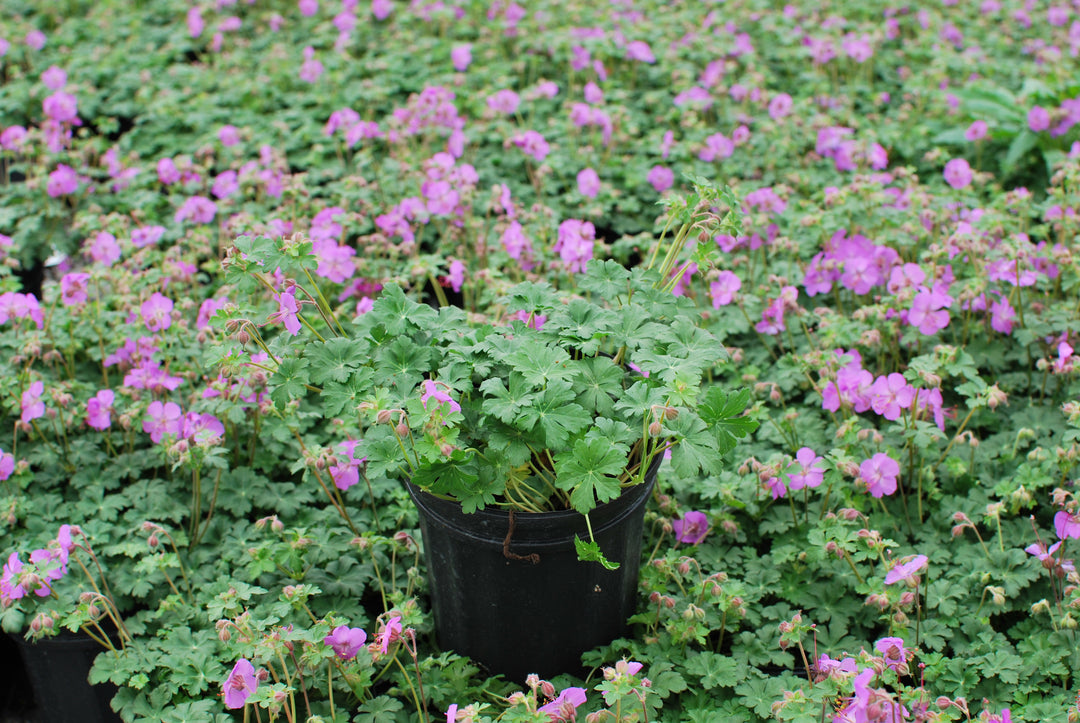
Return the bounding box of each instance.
[323,625,367,660]
[672,511,709,544]
[451,44,472,71]
[174,196,218,225]
[21,381,45,424]
[709,270,741,307]
[943,158,973,189]
[420,379,461,415]
[143,400,183,443]
[223,659,258,709]
[1028,106,1050,133]
[577,168,600,198]
[647,165,674,193]
[86,389,115,431]
[785,447,824,491]
[539,687,587,722]
[874,637,907,670]
[47,164,80,197]
[269,289,302,335]
[884,554,928,585]
[141,293,174,332]
[60,272,91,306]
[1055,510,1080,540]
[869,373,915,421]
[859,453,900,498]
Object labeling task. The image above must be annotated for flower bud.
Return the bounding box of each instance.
[540,680,556,698]
[395,422,409,437]
[525,674,540,691]
[148,534,159,548]
[935,697,952,709]
[376,409,393,425]
[648,421,663,437]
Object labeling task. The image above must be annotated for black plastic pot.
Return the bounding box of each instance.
[408,473,656,682]
[14,629,122,723]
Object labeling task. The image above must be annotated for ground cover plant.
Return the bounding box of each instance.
[1,0,1080,722]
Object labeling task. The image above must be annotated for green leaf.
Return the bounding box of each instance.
[574,535,620,570]
[508,342,577,387]
[1003,130,1038,174]
[354,695,404,723]
[571,357,624,417]
[269,357,309,409]
[480,373,537,424]
[684,652,743,689]
[516,382,591,448]
[577,259,631,300]
[554,436,629,513]
[307,337,369,385]
[698,387,758,455]
[321,368,374,418]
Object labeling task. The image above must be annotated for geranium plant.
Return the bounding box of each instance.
[216,178,756,567]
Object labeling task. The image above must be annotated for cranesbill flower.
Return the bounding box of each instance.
[577,168,600,198]
[60,272,91,306]
[374,615,402,654]
[943,158,973,189]
[0,449,14,481]
[875,637,907,670]
[223,659,258,709]
[21,381,45,424]
[143,401,183,443]
[1055,510,1080,540]
[174,196,218,225]
[785,447,824,491]
[625,40,655,63]
[324,625,367,660]
[768,93,793,120]
[673,511,709,544]
[299,46,324,83]
[884,554,928,585]
[451,43,471,71]
[330,440,365,491]
[965,120,988,141]
[869,373,915,421]
[554,219,595,274]
[141,293,174,332]
[859,453,900,498]
[1028,106,1050,132]
[47,164,79,197]
[648,165,674,193]
[86,389,115,430]
[269,289,302,335]
[420,380,461,414]
[183,412,225,445]
[539,687,586,722]
[487,89,520,115]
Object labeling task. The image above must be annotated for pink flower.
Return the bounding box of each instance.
[0,126,28,151]
[183,412,225,444]
[539,687,587,722]
[143,401,184,443]
[859,453,900,498]
[299,46,323,83]
[212,170,239,199]
[0,449,14,481]
[374,615,402,654]
[420,379,461,414]
[451,44,472,71]
[131,225,166,249]
[989,297,1017,334]
[269,289,302,335]
[141,293,174,332]
[21,381,45,424]
[1055,510,1080,540]
[869,373,915,421]
[487,89,520,115]
[218,124,240,146]
[371,0,393,20]
[223,659,258,709]
[157,158,181,185]
[510,130,550,161]
[299,0,319,15]
[47,164,80,197]
[41,65,67,90]
[312,240,356,283]
[0,292,44,329]
[875,637,907,670]
[768,93,793,120]
[965,120,988,141]
[907,285,952,335]
[785,447,824,491]
[60,272,91,306]
[709,271,741,307]
[329,440,365,491]
[625,40,655,63]
[86,389,115,431]
[583,82,603,104]
[672,511,709,544]
[25,30,46,51]
[698,133,734,162]
[324,625,367,659]
[554,219,595,273]
[577,168,600,198]
[445,259,465,294]
[884,554,928,585]
[943,158,973,189]
[647,165,674,193]
[187,7,204,37]
[174,196,218,225]
[1028,106,1050,133]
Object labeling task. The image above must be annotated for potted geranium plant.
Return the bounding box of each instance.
[215,176,758,679]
